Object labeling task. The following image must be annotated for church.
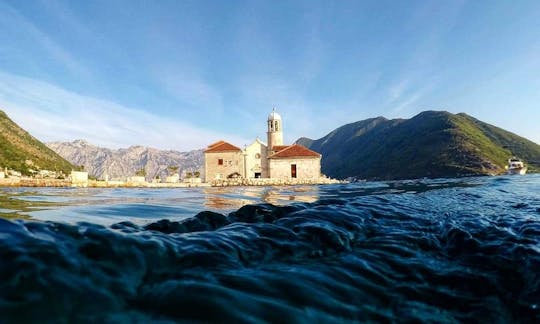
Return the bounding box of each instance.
[204,109,322,181]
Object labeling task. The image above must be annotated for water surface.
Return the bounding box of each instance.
[0,175,539,322]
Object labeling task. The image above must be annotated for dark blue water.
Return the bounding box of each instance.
[0,175,539,323]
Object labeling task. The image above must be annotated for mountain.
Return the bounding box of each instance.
[0,110,74,174]
[297,111,540,180]
[47,140,203,180]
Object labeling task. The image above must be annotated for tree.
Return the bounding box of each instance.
[168,166,179,175]
[185,172,193,179]
[194,171,201,178]
[135,168,146,177]
[227,172,241,179]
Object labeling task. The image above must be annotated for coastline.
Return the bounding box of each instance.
[0,177,343,188]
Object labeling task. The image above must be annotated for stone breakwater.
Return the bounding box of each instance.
[0,178,71,187]
[0,177,342,188]
[210,177,343,187]
[85,180,210,188]
[0,178,210,188]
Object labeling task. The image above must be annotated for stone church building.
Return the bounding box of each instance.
[204,109,322,181]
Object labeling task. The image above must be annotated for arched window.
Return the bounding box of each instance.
[275,121,279,131]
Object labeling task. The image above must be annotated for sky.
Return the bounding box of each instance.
[0,0,539,150]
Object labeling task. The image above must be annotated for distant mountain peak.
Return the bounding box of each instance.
[47,141,203,180]
[296,110,540,180]
[72,139,91,146]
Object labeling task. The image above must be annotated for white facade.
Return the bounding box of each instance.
[243,138,268,178]
[71,171,89,186]
[165,174,180,183]
[127,176,146,183]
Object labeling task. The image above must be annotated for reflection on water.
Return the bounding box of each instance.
[0,185,321,224]
[0,189,68,220]
[0,176,526,225]
[203,185,319,209]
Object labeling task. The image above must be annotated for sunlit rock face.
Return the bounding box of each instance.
[47,140,203,180]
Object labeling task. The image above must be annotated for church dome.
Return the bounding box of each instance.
[268,108,282,121]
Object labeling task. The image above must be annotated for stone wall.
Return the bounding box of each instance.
[204,151,244,181]
[0,177,71,187]
[268,157,321,179]
[210,176,341,187]
[86,180,210,188]
[0,177,340,188]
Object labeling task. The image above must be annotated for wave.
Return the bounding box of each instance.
[1,191,539,322]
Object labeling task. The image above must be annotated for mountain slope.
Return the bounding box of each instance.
[0,110,74,174]
[47,140,203,180]
[297,111,540,180]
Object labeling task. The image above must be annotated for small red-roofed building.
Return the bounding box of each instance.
[267,144,321,179]
[204,141,244,181]
[204,108,322,181]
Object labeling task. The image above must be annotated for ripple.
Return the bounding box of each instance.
[0,175,539,322]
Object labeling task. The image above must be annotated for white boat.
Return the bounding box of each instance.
[505,157,527,175]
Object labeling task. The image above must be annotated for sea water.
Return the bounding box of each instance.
[0,175,539,322]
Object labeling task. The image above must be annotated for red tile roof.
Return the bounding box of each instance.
[205,141,242,153]
[269,144,320,159]
[207,140,226,149]
[271,145,290,152]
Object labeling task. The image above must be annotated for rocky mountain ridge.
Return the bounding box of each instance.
[47,140,203,180]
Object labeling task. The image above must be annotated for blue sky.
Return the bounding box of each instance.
[0,0,539,150]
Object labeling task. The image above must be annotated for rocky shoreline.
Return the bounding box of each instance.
[210,177,343,187]
[0,178,71,187]
[0,177,343,188]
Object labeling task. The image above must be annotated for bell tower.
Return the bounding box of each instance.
[267,107,283,152]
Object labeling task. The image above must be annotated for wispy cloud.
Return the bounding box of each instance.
[0,2,90,78]
[0,71,249,150]
[390,87,429,115]
[387,78,412,104]
[157,71,224,116]
[381,1,466,115]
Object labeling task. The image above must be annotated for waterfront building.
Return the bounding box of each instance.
[204,109,322,181]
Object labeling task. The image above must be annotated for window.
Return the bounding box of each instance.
[255,153,261,159]
[275,121,279,131]
[218,159,223,165]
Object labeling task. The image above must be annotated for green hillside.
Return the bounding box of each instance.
[297,111,540,180]
[0,110,74,175]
